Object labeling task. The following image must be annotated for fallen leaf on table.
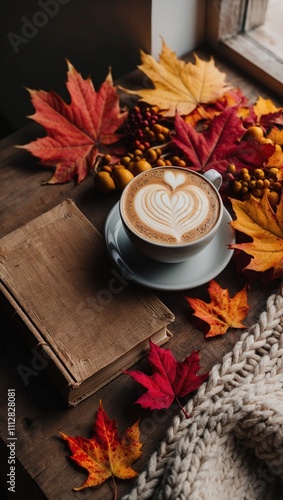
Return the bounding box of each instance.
[266,126,283,173]
[59,401,142,494]
[184,87,247,129]
[173,107,245,173]
[253,96,283,129]
[185,280,249,338]
[173,109,276,177]
[124,340,208,418]
[267,144,283,171]
[241,97,283,142]
[267,126,283,147]
[120,39,232,117]
[229,192,283,279]
[20,61,128,184]
[236,139,275,170]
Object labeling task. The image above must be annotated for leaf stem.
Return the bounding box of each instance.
[112,475,117,500]
[175,397,190,419]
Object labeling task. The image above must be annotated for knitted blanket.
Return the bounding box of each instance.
[123,282,283,500]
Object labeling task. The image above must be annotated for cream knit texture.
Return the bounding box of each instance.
[123,282,283,500]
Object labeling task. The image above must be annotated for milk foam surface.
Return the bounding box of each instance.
[121,168,220,245]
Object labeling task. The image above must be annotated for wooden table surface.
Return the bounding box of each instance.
[0,47,282,499]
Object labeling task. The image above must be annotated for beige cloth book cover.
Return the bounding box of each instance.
[0,199,174,406]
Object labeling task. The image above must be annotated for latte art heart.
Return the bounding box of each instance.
[121,167,220,247]
[135,182,209,243]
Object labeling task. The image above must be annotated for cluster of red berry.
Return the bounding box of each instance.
[94,104,190,193]
[123,105,170,151]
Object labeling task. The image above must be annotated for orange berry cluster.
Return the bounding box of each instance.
[93,151,151,194]
[93,148,188,194]
[227,163,282,207]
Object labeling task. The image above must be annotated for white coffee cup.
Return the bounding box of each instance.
[119,166,223,263]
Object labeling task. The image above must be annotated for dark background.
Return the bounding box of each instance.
[0,0,151,132]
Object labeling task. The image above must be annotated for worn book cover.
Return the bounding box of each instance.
[0,199,174,406]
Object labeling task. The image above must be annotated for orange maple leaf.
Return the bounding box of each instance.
[266,127,283,174]
[20,61,127,184]
[184,88,247,128]
[267,127,283,146]
[185,280,249,337]
[59,401,142,494]
[229,192,283,279]
[253,96,283,121]
[120,39,231,117]
[267,148,283,171]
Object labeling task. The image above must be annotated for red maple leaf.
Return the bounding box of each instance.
[173,108,275,175]
[235,139,275,170]
[172,106,245,174]
[124,340,208,418]
[260,111,283,130]
[20,61,128,184]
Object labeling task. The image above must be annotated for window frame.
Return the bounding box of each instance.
[205,0,283,97]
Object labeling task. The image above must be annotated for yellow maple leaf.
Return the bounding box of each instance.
[266,129,283,172]
[120,39,232,117]
[229,192,283,278]
[253,96,283,121]
[267,147,283,171]
[267,127,283,146]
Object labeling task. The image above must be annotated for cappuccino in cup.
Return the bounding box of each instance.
[120,166,223,263]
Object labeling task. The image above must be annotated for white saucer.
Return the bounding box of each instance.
[104,202,235,291]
